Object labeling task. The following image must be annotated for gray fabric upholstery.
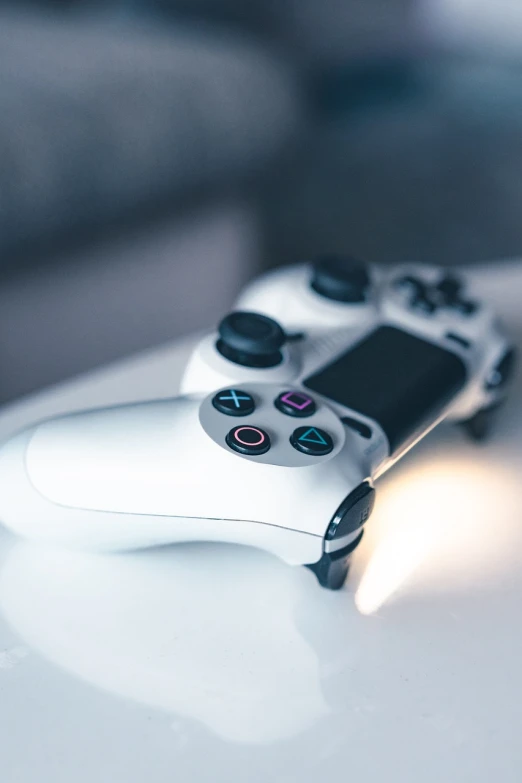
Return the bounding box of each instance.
[268,0,420,65]
[0,200,259,403]
[261,60,522,267]
[0,11,299,262]
[150,0,422,65]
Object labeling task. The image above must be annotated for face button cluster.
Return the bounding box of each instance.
[208,388,340,462]
[395,273,478,317]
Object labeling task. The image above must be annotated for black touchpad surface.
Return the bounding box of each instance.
[304,326,467,453]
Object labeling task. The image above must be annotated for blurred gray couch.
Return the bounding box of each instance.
[2,0,522,403]
[0,5,300,402]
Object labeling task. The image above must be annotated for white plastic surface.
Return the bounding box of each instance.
[0,261,510,569]
[235,262,380,332]
[0,262,521,783]
[0,428,322,565]
[179,333,302,395]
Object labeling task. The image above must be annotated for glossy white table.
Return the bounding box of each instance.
[1,263,521,782]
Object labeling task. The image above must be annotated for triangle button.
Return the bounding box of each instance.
[291,426,334,456]
[298,427,328,445]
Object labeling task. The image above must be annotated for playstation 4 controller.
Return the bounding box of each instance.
[0,257,515,589]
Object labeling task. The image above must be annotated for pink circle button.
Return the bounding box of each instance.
[234,427,266,446]
[226,425,271,455]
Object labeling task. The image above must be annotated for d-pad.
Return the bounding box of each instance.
[395,274,477,317]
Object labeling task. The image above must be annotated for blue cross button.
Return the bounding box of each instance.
[290,425,334,456]
[212,389,255,417]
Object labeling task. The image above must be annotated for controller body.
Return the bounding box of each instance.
[0,258,515,588]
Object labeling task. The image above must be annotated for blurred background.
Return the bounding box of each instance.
[2,0,522,403]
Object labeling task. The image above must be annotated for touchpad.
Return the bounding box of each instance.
[304,326,467,453]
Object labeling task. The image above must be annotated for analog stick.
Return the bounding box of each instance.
[311,255,370,303]
[216,311,286,368]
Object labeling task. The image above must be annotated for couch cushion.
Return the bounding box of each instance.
[151,0,423,66]
[0,11,299,261]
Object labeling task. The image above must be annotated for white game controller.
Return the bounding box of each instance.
[0,256,515,589]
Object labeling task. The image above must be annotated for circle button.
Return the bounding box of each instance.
[275,390,316,418]
[212,389,255,417]
[226,425,271,455]
[290,426,334,456]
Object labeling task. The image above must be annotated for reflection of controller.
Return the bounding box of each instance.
[0,543,331,744]
[0,257,515,590]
